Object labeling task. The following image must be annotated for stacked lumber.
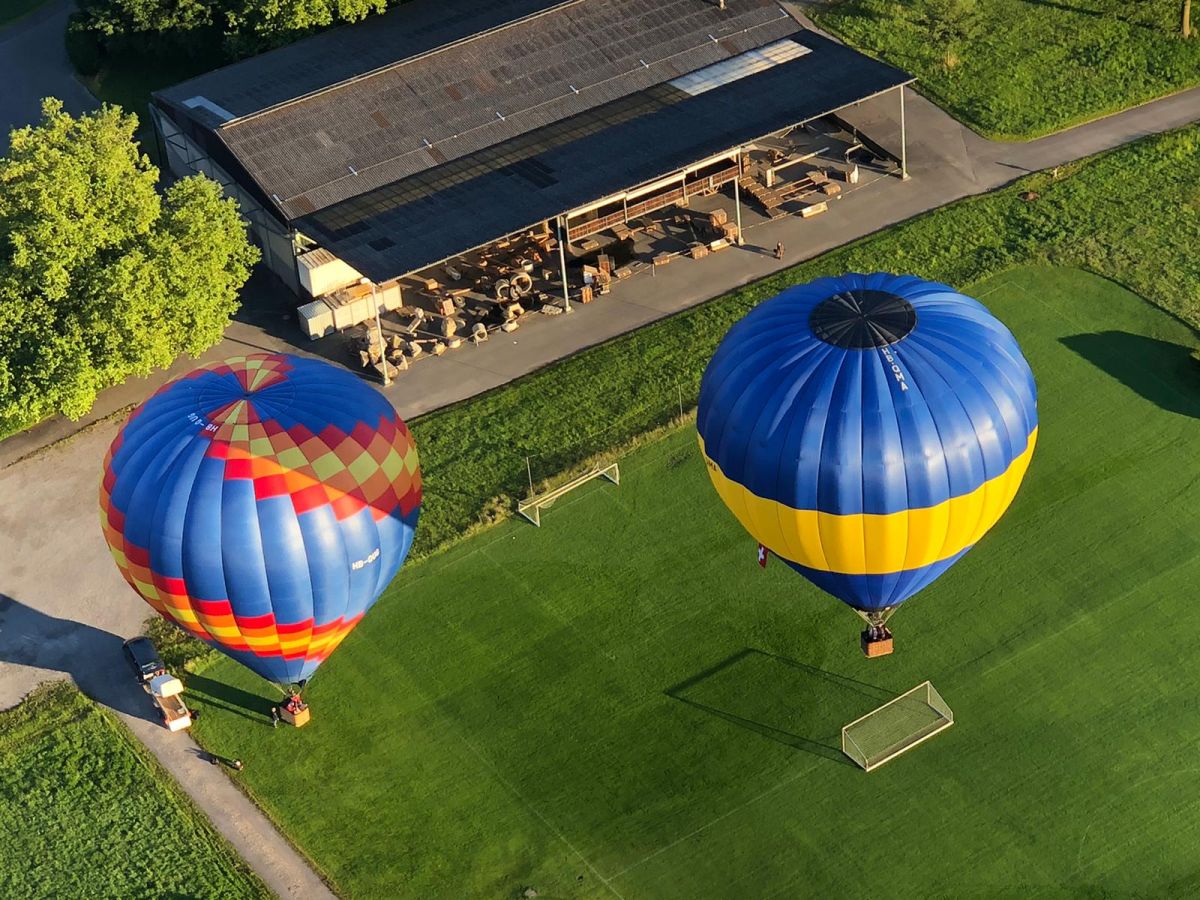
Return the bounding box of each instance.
[738,174,786,219]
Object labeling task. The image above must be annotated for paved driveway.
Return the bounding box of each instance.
[0,0,97,151]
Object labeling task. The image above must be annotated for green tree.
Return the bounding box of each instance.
[0,99,258,429]
[227,0,387,41]
[79,0,212,38]
[76,0,391,60]
[917,0,981,47]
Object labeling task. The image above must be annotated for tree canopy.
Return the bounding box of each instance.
[76,0,392,60]
[0,100,258,431]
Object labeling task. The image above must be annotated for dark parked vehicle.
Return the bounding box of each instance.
[122,637,164,683]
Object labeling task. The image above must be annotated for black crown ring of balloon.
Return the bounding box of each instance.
[101,354,422,721]
[696,273,1038,657]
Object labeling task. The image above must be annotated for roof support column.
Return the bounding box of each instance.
[363,278,390,386]
[557,216,572,313]
[898,85,909,181]
[733,148,745,246]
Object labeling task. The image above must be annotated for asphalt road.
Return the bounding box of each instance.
[0,0,97,153]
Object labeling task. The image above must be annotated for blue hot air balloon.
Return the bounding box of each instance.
[101,354,421,688]
[696,273,1037,652]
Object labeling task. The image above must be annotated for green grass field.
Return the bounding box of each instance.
[815,0,1200,139]
[0,682,267,899]
[189,265,1200,897]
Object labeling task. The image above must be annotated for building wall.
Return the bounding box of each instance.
[151,106,302,296]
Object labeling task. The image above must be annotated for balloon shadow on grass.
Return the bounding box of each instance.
[1060,332,1200,419]
[0,593,159,723]
[184,671,278,726]
[665,648,897,767]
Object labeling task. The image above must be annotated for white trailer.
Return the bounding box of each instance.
[146,673,192,732]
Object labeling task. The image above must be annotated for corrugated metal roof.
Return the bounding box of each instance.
[296,31,913,281]
[161,0,798,219]
[157,0,570,120]
[669,37,810,95]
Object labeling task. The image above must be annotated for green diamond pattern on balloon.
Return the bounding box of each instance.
[311,451,347,481]
[380,448,406,482]
[347,450,379,484]
[275,446,309,471]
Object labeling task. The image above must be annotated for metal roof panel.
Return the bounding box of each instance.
[296,31,912,281]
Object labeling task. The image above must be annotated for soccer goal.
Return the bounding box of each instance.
[517,462,620,527]
[841,681,954,772]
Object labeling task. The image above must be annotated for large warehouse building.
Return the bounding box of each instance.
[151,0,912,339]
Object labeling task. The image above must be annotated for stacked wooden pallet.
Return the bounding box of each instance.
[737,174,787,219]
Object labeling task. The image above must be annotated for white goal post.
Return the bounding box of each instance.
[517,462,620,527]
[842,681,954,772]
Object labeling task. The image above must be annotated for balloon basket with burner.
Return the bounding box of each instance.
[858,611,894,658]
[280,696,310,728]
[860,628,894,658]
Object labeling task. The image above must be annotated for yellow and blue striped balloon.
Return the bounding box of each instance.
[697,273,1037,623]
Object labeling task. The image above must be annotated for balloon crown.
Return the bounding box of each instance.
[809,288,917,349]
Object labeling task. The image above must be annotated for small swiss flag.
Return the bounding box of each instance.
[757,543,769,568]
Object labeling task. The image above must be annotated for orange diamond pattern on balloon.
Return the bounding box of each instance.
[97,353,421,674]
[208,413,421,523]
[100,444,419,665]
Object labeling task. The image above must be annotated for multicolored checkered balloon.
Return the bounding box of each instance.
[100,354,421,686]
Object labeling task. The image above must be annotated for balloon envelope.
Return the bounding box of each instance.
[697,273,1037,613]
[100,354,421,684]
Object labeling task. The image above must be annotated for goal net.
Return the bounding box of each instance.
[517,462,620,527]
[841,681,953,772]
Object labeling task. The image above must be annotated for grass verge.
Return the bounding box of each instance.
[82,51,219,124]
[812,0,1200,139]
[0,681,268,898]
[75,47,222,166]
[189,266,1200,897]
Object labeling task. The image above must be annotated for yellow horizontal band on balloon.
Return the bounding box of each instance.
[700,426,1037,575]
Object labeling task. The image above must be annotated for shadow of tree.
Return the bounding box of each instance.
[665,648,897,767]
[0,593,158,723]
[1060,331,1200,419]
[1022,0,1161,32]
